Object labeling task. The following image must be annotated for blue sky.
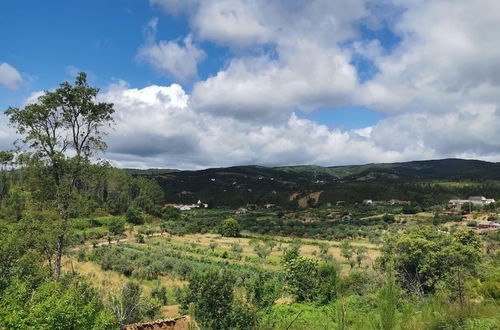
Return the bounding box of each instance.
[1,0,500,169]
[0,0,392,128]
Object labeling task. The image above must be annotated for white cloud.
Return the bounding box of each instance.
[118,0,500,167]
[137,19,205,81]
[8,1,500,168]
[359,0,500,115]
[96,82,440,169]
[191,40,358,122]
[13,80,500,169]
[192,0,271,47]
[152,0,368,48]
[0,63,23,90]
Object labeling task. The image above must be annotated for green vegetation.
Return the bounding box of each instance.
[0,73,499,328]
[220,217,241,237]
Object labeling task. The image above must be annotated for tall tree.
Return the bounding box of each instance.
[0,150,14,202]
[5,72,114,280]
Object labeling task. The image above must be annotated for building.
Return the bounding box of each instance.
[235,207,248,214]
[122,315,195,330]
[448,196,496,209]
[389,199,411,205]
[167,200,208,211]
[477,220,500,233]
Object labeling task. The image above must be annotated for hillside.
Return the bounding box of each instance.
[128,158,500,207]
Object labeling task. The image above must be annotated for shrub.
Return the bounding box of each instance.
[126,207,144,225]
[220,218,241,237]
[135,234,145,243]
[108,217,125,235]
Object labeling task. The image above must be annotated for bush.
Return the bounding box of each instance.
[151,285,168,305]
[0,276,116,329]
[126,207,144,225]
[135,234,145,243]
[220,218,241,237]
[108,217,125,235]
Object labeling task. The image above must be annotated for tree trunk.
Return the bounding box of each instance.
[457,268,464,307]
[52,234,64,281]
[52,196,69,281]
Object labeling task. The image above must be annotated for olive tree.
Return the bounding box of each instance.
[5,72,114,281]
[220,217,241,237]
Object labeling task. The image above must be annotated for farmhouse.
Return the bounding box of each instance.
[448,196,496,209]
[167,200,208,211]
[235,207,248,214]
[122,315,195,330]
[362,199,410,206]
[477,220,500,232]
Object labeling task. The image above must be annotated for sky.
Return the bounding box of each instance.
[1,0,500,169]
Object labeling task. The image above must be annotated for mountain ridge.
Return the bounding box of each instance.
[125,158,500,207]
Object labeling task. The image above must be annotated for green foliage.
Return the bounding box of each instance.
[0,275,116,329]
[380,226,483,294]
[162,206,181,221]
[135,234,144,244]
[219,217,241,237]
[231,242,243,253]
[151,284,168,305]
[109,281,160,326]
[283,253,320,302]
[208,242,218,252]
[340,241,354,261]
[254,244,271,259]
[245,270,282,309]
[108,216,125,235]
[182,268,237,329]
[126,207,144,225]
[378,263,399,330]
[5,72,115,280]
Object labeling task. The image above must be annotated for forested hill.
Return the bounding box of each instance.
[127,158,500,207]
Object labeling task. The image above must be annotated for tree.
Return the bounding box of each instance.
[0,275,116,329]
[266,240,277,251]
[0,150,14,202]
[108,217,125,236]
[245,270,281,309]
[162,206,181,221]
[283,254,319,301]
[126,207,144,225]
[380,226,482,294]
[182,268,236,329]
[109,281,160,326]
[209,242,218,252]
[254,244,271,260]
[340,241,353,261]
[220,217,241,237]
[5,72,114,281]
[355,246,367,268]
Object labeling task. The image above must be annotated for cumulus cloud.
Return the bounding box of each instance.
[137,18,205,81]
[0,63,23,90]
[13,80,500,169]
[96,82,440,169]
[359,0,500,115]
[190,40,358,121]
[152,0,367,48]
[114,0,500,167]
[148,1,370,121]
[8,0,500,168]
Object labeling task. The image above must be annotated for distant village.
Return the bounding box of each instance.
[165,200,208,211]
[165,195,499,233]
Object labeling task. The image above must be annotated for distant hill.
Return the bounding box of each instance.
[126,159,500,207]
